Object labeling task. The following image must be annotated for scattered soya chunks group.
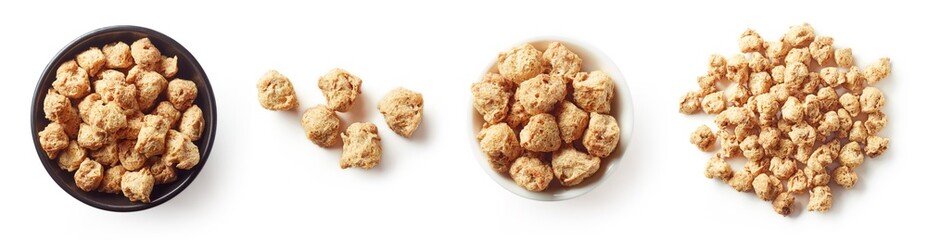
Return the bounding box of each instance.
[38,38,205,203]
[473,42,620,192]
[257,69,424,170]
[680,23,891,216]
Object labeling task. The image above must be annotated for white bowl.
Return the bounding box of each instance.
[470,37,634,201]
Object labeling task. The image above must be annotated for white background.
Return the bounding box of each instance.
[2,0,924,238]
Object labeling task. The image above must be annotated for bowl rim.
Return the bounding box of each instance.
[469,36,634,201]
[31,25,217,212]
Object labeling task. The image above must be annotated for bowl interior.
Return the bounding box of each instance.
[470,38,633,201]
[31,26,216,212]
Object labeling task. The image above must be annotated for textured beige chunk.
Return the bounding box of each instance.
[52,60,91,99]
[728,171,754,192]
[715,107,756,129]
[837,109,853,138]
[509,156,554,191]
[102,41,134,69]
[701,91,725,114]
[689,124,715,152]
[77,47,106,77]
[167,79,197,111]
[770,157,797,179]
[78,93,101,123]
[865,135,889,157]
[135,70,168,110]
[121,168,154,203]
[678,90,702,114]
[90,143,119,167]
[838,141,864,169]
[60,106,81,140]
[758,127,780,150]
[58,141,86,172]
[748,72,773,95]
[833,165,858,189]
[479,123,521,173]
[542,41,582,79]
[859,87,885,113]
[88,102,127,134]
[126,66,142,83]
[819,67,843,88]
[552,146,601,187]
[766,40,791,65]
[787,169,809,193]
[784,23,815,48]
[583,113,620,158]
[44,89,73,123]
[572,71,615,114]
[809,36,833,65]
[377,87,424,137]
[119,112,144,140]
[704,153,732,181]
[707,54,727,77]
[519,113,561,152]
[118,140,146,171]
[135,115,169,158]
[74,159,104,192]
[77,123,106,150]
[497,43,544,84]
[788,121,816,148]
[752,173,783,201]
[471,73,513,123]
[149,157,177,185]
[39,122,69,156]
[865,111,887,134]
[98,165,126,194]
[726,54,749,83]
[179,105,205,141]
[505,99,530,129]
[340,122,382,169]
[785,47,811,67]
[864,58,891,84]
[516,74,567,115]
[783,62,808,88]
[301,105,341,147]
[738,29,765,53]
[318,68,363,112]
[839,93,860,117]
[96,67,124,83]
[728,84,751,108]
[256,70,299,111]
[555,101,589,144]
[159,55,178,78]
[716,130,739,158]
[698,74,720,90]
[806,147,835,174]
[153,101,181,128]
[844,66,865,94]
[834,48,853,68]
[773,192,795,216]
[130,38,162,70]
[807,186,833,212]
[164,130,200,170]
[98,78,139,115]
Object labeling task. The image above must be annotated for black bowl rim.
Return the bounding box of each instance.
[31,25,217,212]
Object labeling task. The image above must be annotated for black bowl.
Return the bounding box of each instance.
[31,25,217,212]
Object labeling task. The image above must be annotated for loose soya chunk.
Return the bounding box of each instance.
[256,70,299,111]
[377,87,424,138]
[318,68,362,112]
[340,122,382,170]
